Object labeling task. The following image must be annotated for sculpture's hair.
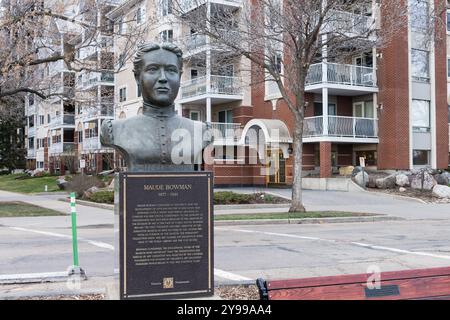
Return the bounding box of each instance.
[133,42,183,78]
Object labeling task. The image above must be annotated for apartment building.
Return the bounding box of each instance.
[24,0,449,184]
[24,0,119,175]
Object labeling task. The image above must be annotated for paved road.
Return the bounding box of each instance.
[1,188,450,288]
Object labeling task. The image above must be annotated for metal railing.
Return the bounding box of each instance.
[326,10,371,34]
[209,122,242,142]
[306,62,376,87]
[180,75,242,99]
[180,0,242,13]
[27,149,36,158]
[83,137,100,151]
[50,114,75,128]
[49,142,76,155]
[303,116,378,138]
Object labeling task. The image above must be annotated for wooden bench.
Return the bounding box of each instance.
[256,266,450,300]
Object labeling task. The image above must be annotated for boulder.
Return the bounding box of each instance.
[375,175,396,189]
[352,166,363,177]
[432,185,450,199]
[57,177,68,190]
[411,171,437,191]
[396,174,410,187]
[367,176,377,188]
[434,172,449,186]
[354,171,369,187]
[84,186,100,199]
[399,187,406,193]
[339,166,355,176]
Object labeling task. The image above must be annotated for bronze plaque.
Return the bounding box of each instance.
[119,172,214,300]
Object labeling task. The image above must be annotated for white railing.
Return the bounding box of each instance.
[27,149,36,158]
[81,103,115,119]
[180,75,242,99]
[185,34,207,50]
[183,29,240,52]
[326,10,371,34]
[50,114,75,128]
[306,62,376,87]
[303,116,378,138]
[180,0,242,13]
[209,122,241,142]
[27,126,36,137]
[83,137,100,151]
[49,142,76,155]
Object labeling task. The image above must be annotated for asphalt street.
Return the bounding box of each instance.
[1,188,450,289]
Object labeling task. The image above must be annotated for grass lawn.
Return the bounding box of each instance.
[0,174,60,194]
[0,201,65,217]
[215,211,377,221]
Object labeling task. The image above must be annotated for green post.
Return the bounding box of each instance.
[70,192,79,267]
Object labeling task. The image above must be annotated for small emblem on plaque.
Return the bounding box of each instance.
[163,277,174,289]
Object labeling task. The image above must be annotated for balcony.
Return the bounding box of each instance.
[209,122,242,145]
[27,126,36,137]
[178,75,242,105]
[183,29,240,56]
[81,72,114,88]
[180,0,242,14]
[49,142,76,155]
[81,103,114,120]
[27,148,36,159]
[303,116,379,143]
[325,10,373,35]
[306,63,377,95]
[82,137,101,151]
[50,114,75,129]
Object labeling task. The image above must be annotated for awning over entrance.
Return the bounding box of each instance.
[239,119,293,159]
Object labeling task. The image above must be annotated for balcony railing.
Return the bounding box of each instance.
[50,114,75,128]
[306,63,376,87]
[27,149,36,158]
[180,75,242,99]
[180,0,242,13]
[184,29,240,52]
[81,103,114,119]
[83,137,100,151]
[209,122,242,142]
[82,72,114,88]
[49,142,76,155]
[326,10,371,34]
[304,116,378,138]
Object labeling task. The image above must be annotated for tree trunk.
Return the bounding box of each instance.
[290,117,306,213]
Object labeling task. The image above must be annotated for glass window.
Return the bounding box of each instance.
[218,110,233,123]
[364,101,374,118]
[448,58,450,77]
[409,0,429,31]
[447,10,450,31]
[413,150,430,166]
[412,99,430,131]
[190,111,200,121]
[411,49,429,81]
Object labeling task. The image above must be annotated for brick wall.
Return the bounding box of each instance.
[377,0,410,170]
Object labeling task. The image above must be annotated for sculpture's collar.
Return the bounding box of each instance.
[143,102,176,118]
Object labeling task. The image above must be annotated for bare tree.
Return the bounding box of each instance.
[0,0,154,102]
[174,0,445,212]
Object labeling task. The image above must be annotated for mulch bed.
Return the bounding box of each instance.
[368,187,450,204]
[17,286,261,300]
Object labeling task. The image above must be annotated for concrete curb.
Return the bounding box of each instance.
[0,272,69,285]
[215,215,404,226]
[362,190,427,204]
[0,288,105,300]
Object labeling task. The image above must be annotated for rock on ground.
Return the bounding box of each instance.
[411,172,437,191]
[376,175,396,189]
[354,171,369,187]
[396,174,410,187]
[432,185,450,199]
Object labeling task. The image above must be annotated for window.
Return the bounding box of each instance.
[78,131,83,143]
[411,49,429,81]
[28,138,34,149]
[136,8,143,24]
[29,95,34,106]
[28,115,34,128]
[409,0,429,31]
[447,9,450,32]
[190,111,200,121]
[218,110,233,123]
[47,114,51,124]
[39,115,45,125]
[137,84,142,97]
[448,58,450,78]
[412,99,430,132]
[161,0,172,16]
[118,18,126,34]
[37,161,44,169]
[159,29,173,42]
[119,87,127,102]
[314,103,337,116]
[413,150,430,166]
[353,101,374,118]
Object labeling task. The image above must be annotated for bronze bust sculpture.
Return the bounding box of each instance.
[100,43,210,172]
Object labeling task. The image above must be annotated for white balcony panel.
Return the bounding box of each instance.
[303,116,378,143]
[83,137,101,151]
[178,75,242,104]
